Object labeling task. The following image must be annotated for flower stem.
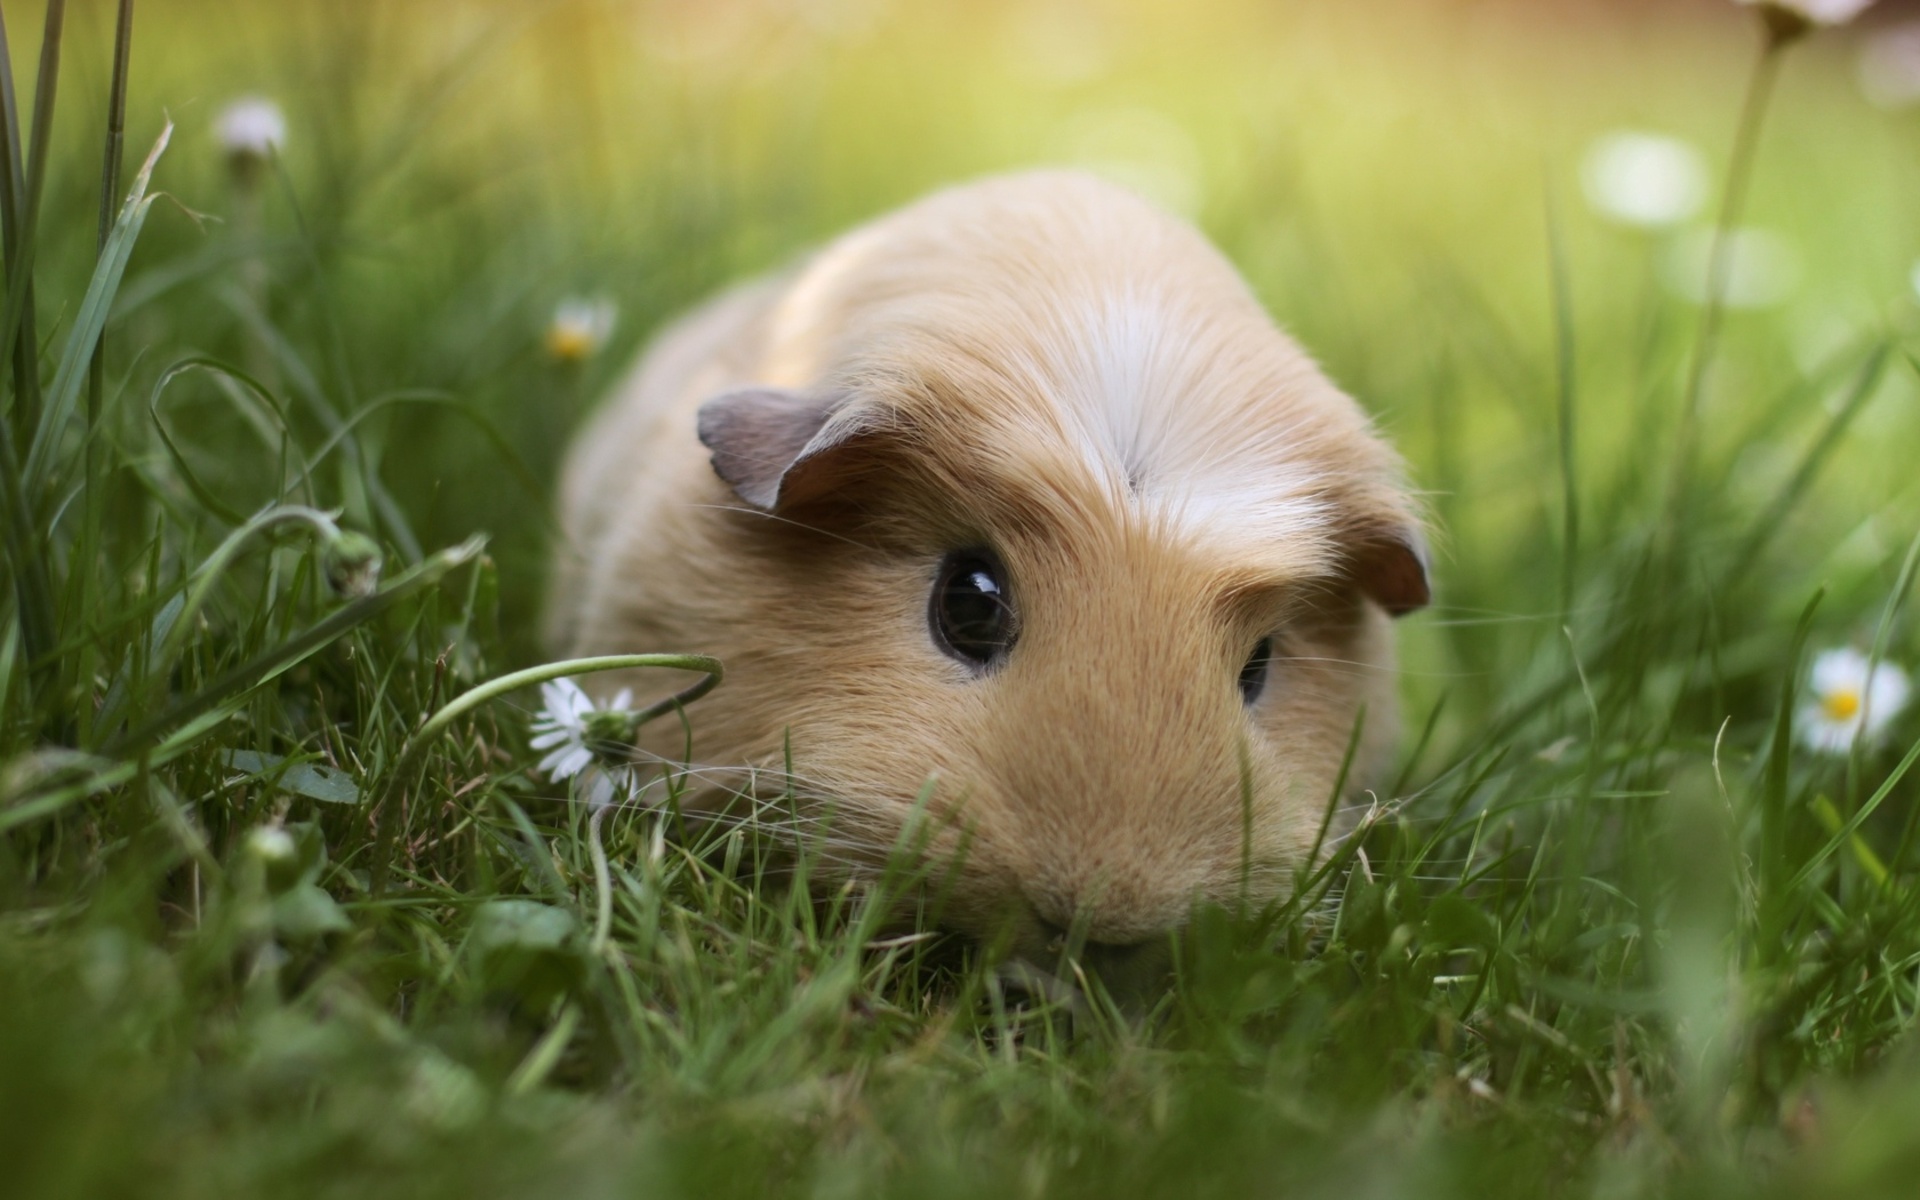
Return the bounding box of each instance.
[589,804,614,957]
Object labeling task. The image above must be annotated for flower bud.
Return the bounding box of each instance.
[245,825,297,864]
[324,531,384,599]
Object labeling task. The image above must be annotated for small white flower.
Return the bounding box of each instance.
[214,96,286,160]
[1581,132,1709,231]
[245,825,297,863]
[529,677,636,782]
[1859,23,1920,108]
[545,296,617,363]
[1737,0,1877,27]
[1798,647,1912,754]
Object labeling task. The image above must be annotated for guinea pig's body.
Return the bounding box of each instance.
[547,171,1427,974]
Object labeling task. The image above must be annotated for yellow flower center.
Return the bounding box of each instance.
[1821,688,1862,722]
[547,325,596,362]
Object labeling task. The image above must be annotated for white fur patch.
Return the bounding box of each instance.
[1030,287,1335,566]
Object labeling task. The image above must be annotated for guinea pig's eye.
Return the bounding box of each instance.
[1239,636,1273,706]
[930,550,1017,670]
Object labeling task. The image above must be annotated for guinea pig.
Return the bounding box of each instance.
[545,170,1428,987]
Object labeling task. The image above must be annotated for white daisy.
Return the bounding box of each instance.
[528,677,636,781]
[545,296,618,363]
[1581,131,1709,231]
[1737,0,1877,26]
[214,95,287,160]
[1798,647,1912,754]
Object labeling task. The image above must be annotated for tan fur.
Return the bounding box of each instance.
[547,171,1425,964]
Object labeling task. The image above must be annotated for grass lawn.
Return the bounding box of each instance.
[5,0,1920,1195]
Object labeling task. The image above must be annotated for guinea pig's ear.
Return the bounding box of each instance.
[1346,519,1432,618]
[695,387,889,511]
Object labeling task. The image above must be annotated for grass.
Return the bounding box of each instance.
[4,0,1920,1195]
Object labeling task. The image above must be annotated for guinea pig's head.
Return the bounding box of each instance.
[687,174,1427,988]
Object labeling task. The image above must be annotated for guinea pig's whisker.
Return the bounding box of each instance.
[1272,654,1400,679]
[585,760,948,872]
[682,502,881,552]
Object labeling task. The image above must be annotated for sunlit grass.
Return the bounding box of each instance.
[2,0,1920,1196]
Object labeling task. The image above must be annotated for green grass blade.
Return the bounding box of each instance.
[0,397,52,683]
[1787,734,1920,896]
[0,0,63,438]
[0,5,44,441]
[21,120,169,490]
[1545,185,1579,619]
[1760,587,1824,950]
